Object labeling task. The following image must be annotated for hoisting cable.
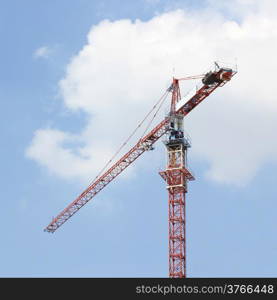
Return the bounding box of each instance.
[88,89,170,186]
[139,90,170,140]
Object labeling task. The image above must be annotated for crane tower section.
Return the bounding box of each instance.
[160,115,194,278]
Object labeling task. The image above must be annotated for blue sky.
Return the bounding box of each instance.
[1,0,277,277]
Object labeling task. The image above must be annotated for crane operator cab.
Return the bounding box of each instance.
[169,128,184,141]
[165,115,190,147]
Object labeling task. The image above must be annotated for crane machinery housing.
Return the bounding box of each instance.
[45,62,237,278]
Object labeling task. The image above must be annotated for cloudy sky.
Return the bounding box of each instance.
[1,0,277,277]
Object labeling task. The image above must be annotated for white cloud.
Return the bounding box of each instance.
[26,1,277,186]
[33,46,52,59]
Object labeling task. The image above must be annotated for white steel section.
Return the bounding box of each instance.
[176,86,197,111]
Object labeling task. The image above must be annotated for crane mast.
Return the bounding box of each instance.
[160,129,193,278]
[160,83,194,278]
[44,63,236,278]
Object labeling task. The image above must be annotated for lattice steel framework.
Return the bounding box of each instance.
[160,139,194,278]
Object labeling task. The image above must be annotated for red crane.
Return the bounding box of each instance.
[44,62,237,278]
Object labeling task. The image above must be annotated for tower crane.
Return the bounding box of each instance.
[44,62,237,278]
